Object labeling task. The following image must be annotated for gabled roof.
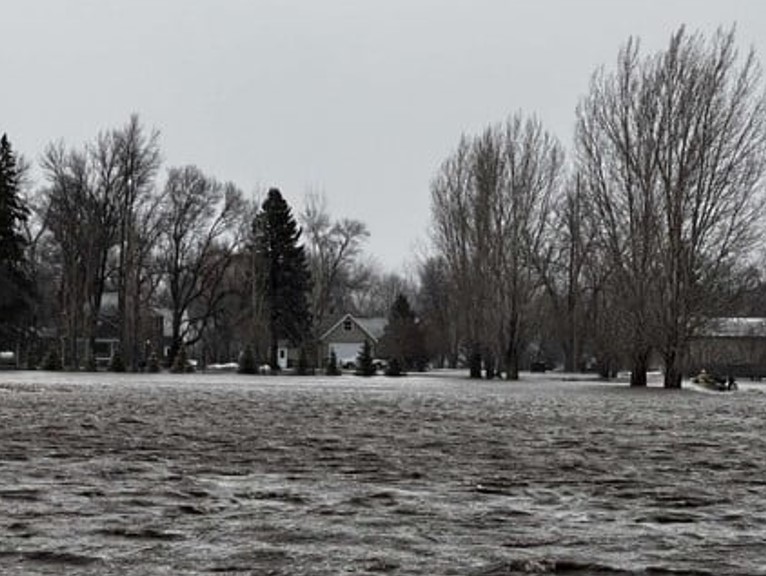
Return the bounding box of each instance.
[355,317,387,340]
[319,313,387,342]
[700,317,766,338]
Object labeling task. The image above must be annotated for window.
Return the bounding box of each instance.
[343,318,353,331]
[279,349,286,358]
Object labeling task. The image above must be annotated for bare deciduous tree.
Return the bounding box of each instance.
[533,175,596,372]
[577,26,766,388]
[416,256,460,368]
[157,166,247,365]
[431,113,564,379]
[42,138,122,369]
[300,192,370,328]
[114,115,161,371]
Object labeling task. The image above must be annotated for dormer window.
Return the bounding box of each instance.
[343,318,353,331]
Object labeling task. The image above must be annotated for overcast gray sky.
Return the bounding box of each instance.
[3,1,766,272]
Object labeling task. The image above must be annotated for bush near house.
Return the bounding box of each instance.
[325,350,341,376]
[147,349,161,373]
[41,346,62,371]
[238,345,257,374]
[109,349,125,372]
[171,345,194,373]
[385,357,404,377]
[355,340,376,376]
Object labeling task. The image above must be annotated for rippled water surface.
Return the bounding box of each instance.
[1,371,765,575]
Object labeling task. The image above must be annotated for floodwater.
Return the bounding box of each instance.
[0,371,765,575]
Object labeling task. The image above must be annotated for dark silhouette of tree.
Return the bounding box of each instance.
[325,349,341,376]
[380,293,427,373]
[0,134,32,345]
[385,357,403,377]
[157,165,246,366]
[296,346,311,375]
[417,257,458,368]
[170,343,193,373]
[253,188,312,370]
[238,344,256,374]
[355,339,375,376]
[109,348,126,373]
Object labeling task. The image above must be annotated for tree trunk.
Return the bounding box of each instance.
[563,340,575,373]
[504,341,520,380]
[86,332,97,371]
[270,339,279,372]
[484,353,496,379]
[663,347,684,389]
[468,346,482,379]
[130,266,142,371]
[630,350,649,387]
[169,311,183,368]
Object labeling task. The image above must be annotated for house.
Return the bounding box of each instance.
[77,293,175,368]
[272,313,388,370]
[686,317,766,379]
[317,313,387,368]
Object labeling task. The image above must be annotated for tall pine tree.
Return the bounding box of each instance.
[253,188,312,370]
[0,134,31,345]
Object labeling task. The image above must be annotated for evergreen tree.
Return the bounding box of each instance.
[325,349,341,376]
[0,134,31,345]
[296,346,311,375]
[253,188,312,371]
[109,348,126,373]
[380,293,428,373]
[171,344,193,373]
[147,348,161,373]
[385,356,403,377]
[41,345,62,371]
[355,340,375,376]
[238,344,257,374]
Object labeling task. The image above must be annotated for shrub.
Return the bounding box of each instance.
[325,350,341,376]
[296,346,312,375]
[171,345,193,373]
[109,349,125,372]
[41,346,62,371]
[147,349,161,373]
[385,357,404,377]
[238,345,257,374]
[355,341,376,377]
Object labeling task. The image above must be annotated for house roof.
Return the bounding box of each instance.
[355,317,387,340]
[700,317,766,338]
[319,313,387,342]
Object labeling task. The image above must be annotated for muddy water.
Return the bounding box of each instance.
[0,371,764,575]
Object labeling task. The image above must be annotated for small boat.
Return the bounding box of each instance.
[692,371,737,392]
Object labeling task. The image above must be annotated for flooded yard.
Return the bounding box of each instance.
[0,371,764,575]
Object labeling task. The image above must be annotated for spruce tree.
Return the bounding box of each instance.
[147,348,161,373]
[355,340,375,376]
[238,344,257,374]
[42,345,62,371]
[171,344,192,373]
[253,188,312,371]
[0,134,31,344]
[325,350,341,376]
[109,348,126,372]
[385,357,403,377]
[296,346,311,375]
